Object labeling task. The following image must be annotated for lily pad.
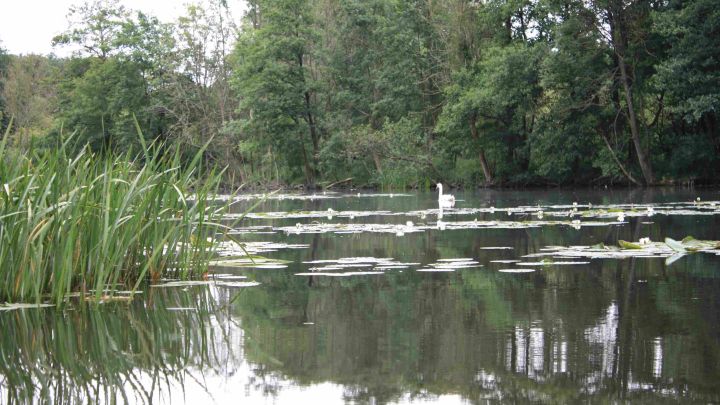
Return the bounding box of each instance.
[294,271,384,277]
[151,281,214,288]
[664,238,687,253]
[0,303,54,311]
[216,281,261,288]
[619,240,643,249]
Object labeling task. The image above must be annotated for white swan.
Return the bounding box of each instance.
[436,183,455,208]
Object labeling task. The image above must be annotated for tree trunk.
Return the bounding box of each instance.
[607,0,655,185]
[300,138,314,185]
[298,45,319,182]
[304,90,320,161]
[600,127,642,186]
[617,56,654,185]
[469,112,494,185]
[372,152,383,175]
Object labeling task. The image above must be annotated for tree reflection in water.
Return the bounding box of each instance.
[1,255,719,404]
[233,254,720,404]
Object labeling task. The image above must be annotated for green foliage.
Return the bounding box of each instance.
[653,0,720,122]
[0,129,227,304]
[55,57,155,151]
[231,0,322,184]
[650,0,720,181]
[2,0,719,187]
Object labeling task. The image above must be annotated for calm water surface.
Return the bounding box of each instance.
[2,188,720,404]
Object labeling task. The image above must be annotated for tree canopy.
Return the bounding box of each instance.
[1,0,718,187]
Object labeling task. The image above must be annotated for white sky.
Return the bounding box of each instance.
[0,0,246,56]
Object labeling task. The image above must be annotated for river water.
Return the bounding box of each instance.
[2,188,720,404]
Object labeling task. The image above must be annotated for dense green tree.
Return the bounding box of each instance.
[55,57,151,150]
[652,0,720,180]
[2,0,719,187]
[231,0,323,184]
[316,0,439,186]
[534,0,640,185]
[52,1,174,150]
[437,0,547,185]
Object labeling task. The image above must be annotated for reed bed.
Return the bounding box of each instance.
[0,125,227,304]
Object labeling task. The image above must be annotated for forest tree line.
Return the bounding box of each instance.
[0,0,718,188]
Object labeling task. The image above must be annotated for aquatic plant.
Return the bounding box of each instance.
[0,123,227,304]
[523,237,720,265]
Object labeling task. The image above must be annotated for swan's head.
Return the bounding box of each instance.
[436,183,442,189]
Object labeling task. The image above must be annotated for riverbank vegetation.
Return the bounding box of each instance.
[0,0,718,188]
[0,123,225,304]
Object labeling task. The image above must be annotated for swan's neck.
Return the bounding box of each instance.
[437,184,443,198]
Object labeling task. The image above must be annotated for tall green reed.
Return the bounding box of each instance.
[0,122,228,304]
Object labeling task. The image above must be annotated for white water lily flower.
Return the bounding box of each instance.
[639,237,651,245]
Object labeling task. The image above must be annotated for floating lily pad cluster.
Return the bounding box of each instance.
[190,198,720,286]
[416,258,483,272]
[225,199,719,222]
[151,278,261,289]
[215,241,309,256]
[293,256,484,276]
[295,257,420,276]
[272,218,622,236]
[193,191,414,202]
[524,237,720,265]
[277,222,425,235]
[241,209,397,220]
[201,241,303,270]
[223,199,720,237]
[193,192,341,202]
